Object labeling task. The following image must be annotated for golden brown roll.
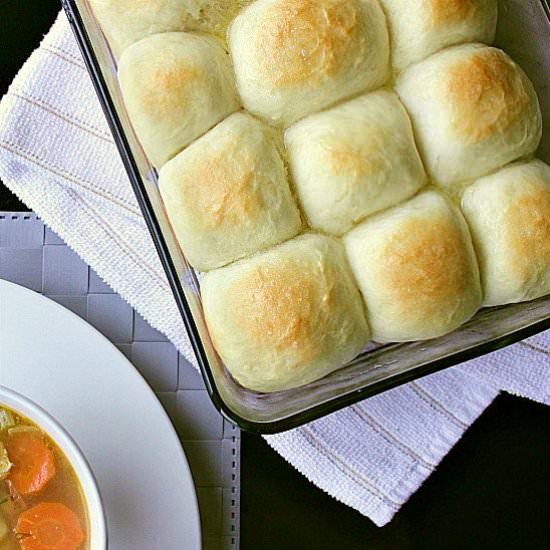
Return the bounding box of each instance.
[285,90,426,235]
[118,32,240,167]
[396,44,542,188]
[228,0,390,126]
[378,0,497,72]
[344,189,482,342]
[461,159,550,306]
[90,0,251,58]
[201,233,370,392]
[158,113,302,271]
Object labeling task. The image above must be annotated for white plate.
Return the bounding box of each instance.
[0,280,201,550]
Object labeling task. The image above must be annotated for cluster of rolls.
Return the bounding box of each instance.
[91,0,549,393]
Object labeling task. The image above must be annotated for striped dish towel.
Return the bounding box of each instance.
[0,12,549,527]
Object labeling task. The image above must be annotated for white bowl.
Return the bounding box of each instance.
[0,385,107,549]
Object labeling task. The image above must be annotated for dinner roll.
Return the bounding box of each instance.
[90,0,250,58]
[396,44,542,187]
[159,113,302,271]
[228,0,390,126]
[461,160,550,306]
[285,90,426,235]
[118,32,240,167]
[378,0,497,72]
[201,234,370,392]
[344,190,481,342]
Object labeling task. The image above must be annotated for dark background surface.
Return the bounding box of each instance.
[1,2,549,549]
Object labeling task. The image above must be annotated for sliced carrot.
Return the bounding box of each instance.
[16,502,84,550]
[6,434,56,495]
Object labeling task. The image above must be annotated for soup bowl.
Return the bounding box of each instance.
[0,385,107,549]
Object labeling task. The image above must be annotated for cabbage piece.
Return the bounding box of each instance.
[0,411,15,431]
[0,444,11,481]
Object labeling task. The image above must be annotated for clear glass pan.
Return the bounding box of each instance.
[61,0,550,433]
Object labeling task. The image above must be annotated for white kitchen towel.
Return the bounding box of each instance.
[0,13,548,528]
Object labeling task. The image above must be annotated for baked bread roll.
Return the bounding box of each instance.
[118,32,240,167]
[344,189,482,342]
[158,113,302,271]
[378,0,497,72]
[90,0,251,58]
[461,160,550,306]
[228,0,390,126]
[201,234,370,392]
[285,90,426,235]
[396,44,542,187]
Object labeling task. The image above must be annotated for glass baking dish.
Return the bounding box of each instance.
[61,0,550,434]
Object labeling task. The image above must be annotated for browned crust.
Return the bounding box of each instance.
[429,0,479,27]
[227,257,335,363]
[255,0,366,87]
[506,181,550,281]
[447,49,530,143]
[378,214,471,318]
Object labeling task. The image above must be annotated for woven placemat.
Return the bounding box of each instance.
[0,211,240,550]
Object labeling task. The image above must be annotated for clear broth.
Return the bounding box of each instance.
[0,407,89,550]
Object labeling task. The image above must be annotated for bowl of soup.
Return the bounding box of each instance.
[0,386,106,549]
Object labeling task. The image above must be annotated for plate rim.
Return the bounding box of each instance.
[0,278,202,550]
